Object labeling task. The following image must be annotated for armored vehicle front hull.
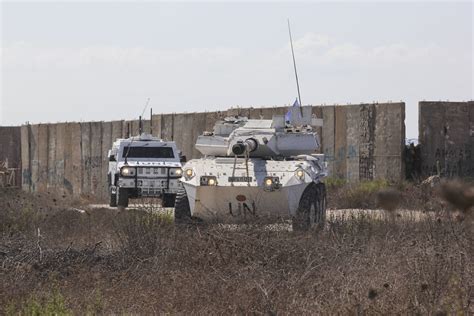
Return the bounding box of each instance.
[176,156,327,228]
[182,183,308,222]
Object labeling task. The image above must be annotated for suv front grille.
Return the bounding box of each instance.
[139,187,163,196]
[137,167,167,176]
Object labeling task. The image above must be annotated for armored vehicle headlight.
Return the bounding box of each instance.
[184,168,194,179]
[263,176,280,191]
[200,176,217,186]
[120,166,136,177]
[295,168,305,179]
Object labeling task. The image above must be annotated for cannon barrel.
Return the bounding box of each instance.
[232,138,258,156]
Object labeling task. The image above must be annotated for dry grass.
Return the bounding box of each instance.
[0,186,473,314]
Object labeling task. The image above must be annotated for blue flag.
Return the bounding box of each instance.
[285,98,300,123]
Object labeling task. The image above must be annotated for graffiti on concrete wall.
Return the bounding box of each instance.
[422,146,473,177]
[419,101,474,178]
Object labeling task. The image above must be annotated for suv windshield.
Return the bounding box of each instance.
[122,146,175,159]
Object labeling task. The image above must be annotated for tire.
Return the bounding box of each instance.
[117,188,129,208]
[162,193,176,208]
[174,186,191,223]
[315,183,327,228]
[109,190,117,207]
[293,182,327,231]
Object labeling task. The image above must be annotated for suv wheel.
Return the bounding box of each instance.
[117,188,129,208]
[162,193,176,208]
[109,188,117,207]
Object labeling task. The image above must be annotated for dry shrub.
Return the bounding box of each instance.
[113,210,173,259]
[438,179,474,213]
[376,188,401,212]
[328,179,389,209]
[327,179,450,213]
[1,188,473,314]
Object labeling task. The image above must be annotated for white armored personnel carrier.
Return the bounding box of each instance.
[107,133,183,208]
[175,107,328,229]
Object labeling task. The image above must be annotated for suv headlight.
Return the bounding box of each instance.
[120,166,136,177]
[183,168,194,180]
[169,167,182,177]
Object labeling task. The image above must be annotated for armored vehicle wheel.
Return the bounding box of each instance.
[117,188,129,208]
[316,183,327,225]
[174,187,191,223]
[109,189,117,207]
[293,182,327,231]
[162,193,176,208]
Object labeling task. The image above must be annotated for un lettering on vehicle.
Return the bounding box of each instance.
[228,201,257,217]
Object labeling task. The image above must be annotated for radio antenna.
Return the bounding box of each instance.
[150,107,153,135]
[140,97,151,119]
[287,19,303,117]
[124,98,151,164]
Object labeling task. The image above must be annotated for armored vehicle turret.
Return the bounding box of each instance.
[175,106,328,230]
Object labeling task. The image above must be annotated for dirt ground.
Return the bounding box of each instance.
[0,182,473,314]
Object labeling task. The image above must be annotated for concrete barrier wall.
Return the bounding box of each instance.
[15,102,405,199]
[419,101,474,177]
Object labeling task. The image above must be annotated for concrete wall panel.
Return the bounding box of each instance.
[141,119,151,135]
[121,120,130,138]
[90,122,103,197]
[172,114,186,157]
[345,105,361,182]
[205,111,221,132]
[20,126,31,191]
[260,107,280,119]
[374,103,405,182]
[249,107,264,119]
[80,123,91,195]
[28,125,39,192]
[469,101,474,176]
[46,124,57,189]
[191,112,208,158]
[101,121,113,198]
[176,113,196,160]
[445,103,471,176]
[358,104,376,181]
[419,102,446,175]
[111,120,124,140]
[62,123,74,195]
[55,123,66,195]
[36,125,49,192]
[311,106,323,153]
[151,114,162,138]
[419,101,474,177]
[321,106,335,177]
[227,107,251,118]
[334,106,348,179]
[70,123,83,197]
[161,114,174,141]
[0,127,21,186]
[133,120,141,136]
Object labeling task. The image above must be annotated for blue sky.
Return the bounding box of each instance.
[1,1,473,138]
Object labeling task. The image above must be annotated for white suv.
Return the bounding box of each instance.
[107,133,183,208]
